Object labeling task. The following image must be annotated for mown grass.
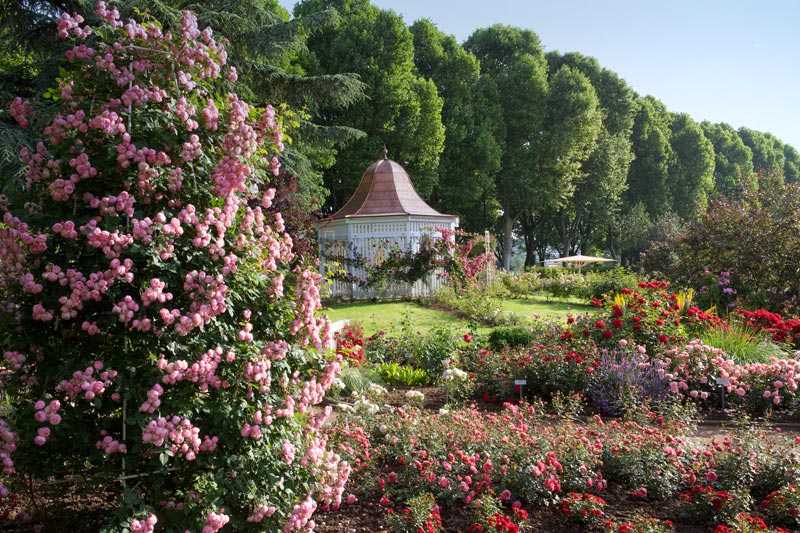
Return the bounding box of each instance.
[322,301,463,336]
[499,297,593,324]
[322,297,593,336]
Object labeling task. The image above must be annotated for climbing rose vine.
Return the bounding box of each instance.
[1,3,346,531]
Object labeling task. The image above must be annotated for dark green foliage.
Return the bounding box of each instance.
[783,143,800,183]
[701,121,755,197]
[488,326,536,351]
[625,96,673,217]
[464,25,548,270]
[668,113,715,219]
[738,127,785,177]
[294,0,445,212]
[410,19,501,232]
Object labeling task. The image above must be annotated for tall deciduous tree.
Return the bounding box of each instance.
[294,0,445,211]
[668,113,715,219]
[464,25,548,270]
[540,65,603,255]
[546,52,635,260]
[625,95,673,217]
[700,121,755,198]
[410,19,502,233]
[783,143,800,183]
[737,127,785,180]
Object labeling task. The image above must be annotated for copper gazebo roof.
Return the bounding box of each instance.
[330,152,451,220]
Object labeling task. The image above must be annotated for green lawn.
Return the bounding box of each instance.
[322,301,464,336]
[322,296,593,336]
[499,297,593,323]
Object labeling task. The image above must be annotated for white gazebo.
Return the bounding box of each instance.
[315,152,458,299]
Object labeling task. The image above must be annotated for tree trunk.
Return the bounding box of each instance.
[520,214,537,268]
[606,224,621,261]
[502,211,515,271]
[524,238,537,268]
[557,211,572,257]
[537,243,548,265]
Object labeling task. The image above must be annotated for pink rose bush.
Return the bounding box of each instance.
[0,3,345,531]
[659,340,800,412]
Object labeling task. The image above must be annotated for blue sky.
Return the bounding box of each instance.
[279,0,800,150]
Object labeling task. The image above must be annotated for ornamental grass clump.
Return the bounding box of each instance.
[701,320,786,365]
[1,4,346,531]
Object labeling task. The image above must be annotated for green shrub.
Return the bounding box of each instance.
[431,286,515,326]
[488,326,536,351]
[641,186,800,315]
[580,268,643,301]
[364,332,403,365]
[540,271,586,300]
[495,270,543,298]
[406,327,463,379]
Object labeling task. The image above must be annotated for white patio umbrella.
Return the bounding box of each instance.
[548,254,617,269]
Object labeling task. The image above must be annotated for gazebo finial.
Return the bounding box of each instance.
[383,145,388,160]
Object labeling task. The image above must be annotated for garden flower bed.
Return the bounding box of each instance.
[307,281,800,532]
[5,275,800,531]
[309,395,800,532]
